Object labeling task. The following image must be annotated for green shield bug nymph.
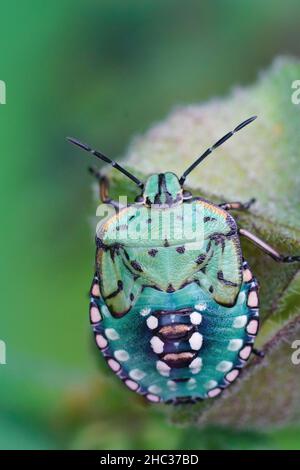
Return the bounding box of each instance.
[67,116,300,404]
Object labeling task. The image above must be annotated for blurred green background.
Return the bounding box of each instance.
[1,0,300,450]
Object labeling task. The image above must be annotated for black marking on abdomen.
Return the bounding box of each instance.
[172,377,190,383]
[159,324,193,340]
[162,352,196,368]
[148,307,202,369]
[130,260,143,272]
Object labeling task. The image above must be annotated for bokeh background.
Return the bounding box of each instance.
[1,0,300,450]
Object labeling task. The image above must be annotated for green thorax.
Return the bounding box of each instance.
[97,198,242,316]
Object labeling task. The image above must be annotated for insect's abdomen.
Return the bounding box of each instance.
[146,308,203,370]
[90,261,259,404]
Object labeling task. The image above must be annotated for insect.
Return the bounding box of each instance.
[68,116,300,404]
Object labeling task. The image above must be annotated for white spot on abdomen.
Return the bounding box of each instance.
[204,380,218,390]
[189,332,203,350]
[146,315,158,330]
[187,378,197,390]
[105,328,120,340]
[195,303,207,312]
[129,368,146,381]
[216,360,233,373]
[167,380,177,390]
[233,315,247,328]
[140,308,151,317]
[156,360,171,377]
[189,357,202,374]
[227,339,243,351]
[114,350,129,362]
[148,385,162,394]
[190,312,202,325]
[237,291,246,304]
[150,336,164,354]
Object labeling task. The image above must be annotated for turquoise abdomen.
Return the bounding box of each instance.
[90,261,259,403]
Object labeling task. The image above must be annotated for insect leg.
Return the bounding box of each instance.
[89,166,122,210]
[219,198,256,211]
[239,228,300,263]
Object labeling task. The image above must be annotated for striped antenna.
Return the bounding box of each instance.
[179,116,257,185]
[67,137,143,188]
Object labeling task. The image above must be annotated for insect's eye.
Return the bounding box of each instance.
[135,195,144,203]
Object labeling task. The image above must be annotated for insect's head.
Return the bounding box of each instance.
[140,172,184,207]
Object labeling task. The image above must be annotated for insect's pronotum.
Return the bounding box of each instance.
[68,116,300,404]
